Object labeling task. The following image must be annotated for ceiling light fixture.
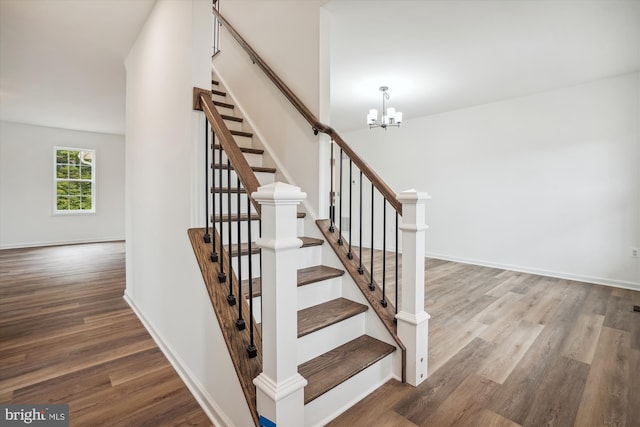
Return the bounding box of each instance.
[367,86,402,130]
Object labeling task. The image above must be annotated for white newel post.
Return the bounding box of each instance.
[252,182,308,427]
[396,189,430,386]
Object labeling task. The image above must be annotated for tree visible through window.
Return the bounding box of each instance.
[54,147,95,212]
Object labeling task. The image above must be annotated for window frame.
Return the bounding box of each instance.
[53,146,96,215]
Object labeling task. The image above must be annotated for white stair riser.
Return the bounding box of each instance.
[231,253,261,280]
[214,218,305,244]
[215,150,263,167]
[221,119,244,132]
[211,93,227,103]
[214,105,235,116]
[297,313,365,365]
[297,245,322,270]
[248,295,261,324]
[231,135,253,148]
[214,169,274,187]
[303,354,395,427]
[210,193,257,216]
[297,277,341,310]
[215,221,260,245]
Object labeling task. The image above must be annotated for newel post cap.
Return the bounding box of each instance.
[252,182,307,204]
[398,189,431,204]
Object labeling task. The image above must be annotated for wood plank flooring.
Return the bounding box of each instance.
[329,252,640,427]
[0,242,212,426]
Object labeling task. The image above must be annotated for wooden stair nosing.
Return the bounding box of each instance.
[243,261,339,299]
[212,163,276,174]
[213,100,234,110]
[315,218,406,382]
[213,212,306,222]
[229,242,261,257]
[229,237,323,259]
[211,79,220,86]
[211,187,247,194]
[212,89,226,97]
[221,114,243,123]
[213,144,264,155]
[230,130,254,138]
[297,264,344,287]
[299,335,395,404]
[298,298,368,338]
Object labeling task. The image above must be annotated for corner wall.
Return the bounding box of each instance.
[0,121,124,248]
[124,1,253,425]
[343,73,640,289]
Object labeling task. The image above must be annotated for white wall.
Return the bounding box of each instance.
[124,1,253,426]
[0,121,124,248]
[211,0,326,218]
[342,73,640,289]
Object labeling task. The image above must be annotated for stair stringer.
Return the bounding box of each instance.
[211,69,320,224]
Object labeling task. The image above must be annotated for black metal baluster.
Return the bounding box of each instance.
[226,160,236,306]
[395,211,399,320]
[204,120,211,244]
[217,145,226,283]
[369,185,375,291]
[338,148,344,245]
[247,192,257,358]
[381,200,388,307]
[210,130,218,262]
[236,177,245,329]
[329,142,335,233]
[358,171,364,274]
[347,160,353,259]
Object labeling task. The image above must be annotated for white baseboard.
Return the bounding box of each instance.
[0,236,125,250]
[426,252,640,292]
[123,292,235,427]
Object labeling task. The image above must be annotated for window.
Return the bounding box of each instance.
[54,147,95,213]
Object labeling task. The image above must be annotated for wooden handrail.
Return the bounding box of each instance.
[212,7,402,215]
[193,87,262,216]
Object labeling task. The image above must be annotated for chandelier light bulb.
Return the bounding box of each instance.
[367,86,402,130]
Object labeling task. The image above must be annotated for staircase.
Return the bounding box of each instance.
[190,78,401,426]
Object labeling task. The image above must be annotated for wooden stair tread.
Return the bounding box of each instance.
[315,218,406,382]
[211,79,219,86]
[211,89,226,97]
[213,144,264,155]
[298,298,367,338]
[299,335,395,404]
[221,114,243,123]
[230,237,323,259]
[213,163,276,174]
[230,130,254,138]
[241,277,262,298]
[299,236,323,247]
[211,187,247,193]
[229,242,260,256]
[214,213,260,222]
[214,212,306,221]
[297,265,344,287]
[213,100,234,109]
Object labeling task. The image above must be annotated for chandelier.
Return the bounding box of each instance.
[367,86,402,129]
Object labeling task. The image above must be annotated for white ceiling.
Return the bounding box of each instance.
[0,0,155,135]
[0,0,638,136]
[326,0,640,133]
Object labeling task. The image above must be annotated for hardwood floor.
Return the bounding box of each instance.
[329,252,640,427]
[0,242,212,426]
[3,242,638,426]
